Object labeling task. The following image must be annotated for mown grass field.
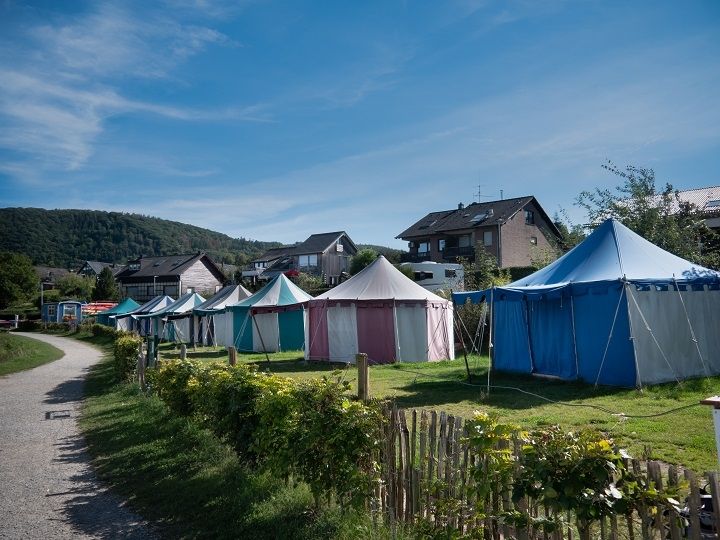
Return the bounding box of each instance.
[159,343,720,474]
[0,331,64,376]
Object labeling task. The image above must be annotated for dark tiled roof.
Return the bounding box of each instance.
[397,197,542,238]
[295,231,357,255]
[254,246,297,263]
[115,253,224,281]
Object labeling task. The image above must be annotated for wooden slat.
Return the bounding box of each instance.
[411,410,418,519]
[666,466,682,540]
[459,422,470,535]
[648,461,665,539]
[684,469,701,540]
[419,410,428,519]
[708,472,720,539]
[436,412,447,525]
[632,459,651,540]
[428,411,437,519]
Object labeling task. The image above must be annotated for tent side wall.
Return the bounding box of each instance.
[491,293,532,374]
[232,306,254,352]
[278,309,306,351]
[572,283,636,387]
[628,284,720,385]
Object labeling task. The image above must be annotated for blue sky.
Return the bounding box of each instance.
[1,1,719,248]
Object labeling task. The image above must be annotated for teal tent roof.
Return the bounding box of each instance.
[228,274,312,310]
[97,298,140,317]
[139,292,206,319]
[194,285,252,315]
[115,295,175,319]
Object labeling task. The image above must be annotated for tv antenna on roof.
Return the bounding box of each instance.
[477,184,504,202]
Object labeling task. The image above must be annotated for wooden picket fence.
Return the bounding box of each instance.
[376,405,720,539]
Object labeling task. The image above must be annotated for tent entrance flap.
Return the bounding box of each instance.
[526,295,576,380]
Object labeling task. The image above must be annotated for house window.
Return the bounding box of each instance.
[164,285,178,296]
[530,236,538,245]
[63,304,76,319]
[458,235,471,248]
[299,254,318,268]
[47,305,57,318]
[438,239,445,252]
[127,286,140,298]
[418,242,430,253]
[483,231,492,246]
[147,286,154,296]
[525,210,535,225]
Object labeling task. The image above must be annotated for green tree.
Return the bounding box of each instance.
[56,273,94,301]
[395,264,415,280]
[349,248,378,275]
[92,267,120,301]
[0,252,37,308]
[577,162,720,268]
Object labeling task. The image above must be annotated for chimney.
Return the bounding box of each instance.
[458,202,464,210]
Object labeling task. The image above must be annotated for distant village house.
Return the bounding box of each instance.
[115,252,226,303]
[396,196,561,268]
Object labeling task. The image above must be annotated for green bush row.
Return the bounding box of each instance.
[147,359,384,508]
[114,334,143,381]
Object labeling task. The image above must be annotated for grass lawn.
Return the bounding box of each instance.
[159,343,720,474]
[77,334,402,540]
[0,331,64,376]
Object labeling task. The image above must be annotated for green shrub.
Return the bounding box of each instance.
[285,377,384,508]
[91,323,120,339]
[113,334,142,381]
[149,359,205,415]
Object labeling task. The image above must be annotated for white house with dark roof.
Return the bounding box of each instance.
[115,252,226,303]
[397,196,561,268]
[248,232,358,285]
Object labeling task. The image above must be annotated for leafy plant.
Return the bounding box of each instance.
[113,334,143,381]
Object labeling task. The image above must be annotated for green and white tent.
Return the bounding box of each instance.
[96,298,140,327]
[114,295,175,335]
[137,292,206,341]
[193,285,252,346]
[227,275,312,352]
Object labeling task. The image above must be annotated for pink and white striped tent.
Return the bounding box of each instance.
[305,256,454,364]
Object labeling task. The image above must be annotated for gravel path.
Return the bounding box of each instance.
[0,333,157,539]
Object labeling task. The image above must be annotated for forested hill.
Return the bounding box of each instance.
[0,208,282,268]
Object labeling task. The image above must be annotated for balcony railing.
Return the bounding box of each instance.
[400,252,433,263]
[442,246,475,261]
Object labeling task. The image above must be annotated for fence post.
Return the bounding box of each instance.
[180,344,187,361]
[228,346,237,366]
[357,353,369,402]
[147,338,155,368]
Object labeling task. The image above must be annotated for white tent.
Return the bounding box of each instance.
[306,256,454,364]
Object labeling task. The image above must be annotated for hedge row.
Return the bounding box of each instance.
[147,360,384,508]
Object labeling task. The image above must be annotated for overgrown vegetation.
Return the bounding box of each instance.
[0,208,281,268]
[0,332,64,375]
[577,161,720,269]
[80,336,399,539]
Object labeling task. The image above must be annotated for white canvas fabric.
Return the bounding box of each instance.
[395,304,428,362]
[629,286,720,385]
[213,311,234,347]
[173,317,190,343]
[315,256,447,302]
[427,303,455,361]
[327,304,358,362]
[115,316,129,331]
[252,312,280,352]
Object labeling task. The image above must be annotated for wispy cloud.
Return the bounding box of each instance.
[0,2,261,180]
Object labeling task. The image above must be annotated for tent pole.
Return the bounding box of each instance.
[487,287,494,396]
[454,316,472,383]
[251,312,272,366]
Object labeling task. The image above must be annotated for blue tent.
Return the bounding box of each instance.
[453,219,720,387]
[227,275,312,353]
[137,292,206,341]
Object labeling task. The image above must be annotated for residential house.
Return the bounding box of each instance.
[249,232,358,285]
[114,252,227,303]
[77,260,125,278]
[673,186,720,232]
[396,196,562,268]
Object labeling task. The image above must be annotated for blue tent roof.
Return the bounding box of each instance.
[512,219,719,288]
